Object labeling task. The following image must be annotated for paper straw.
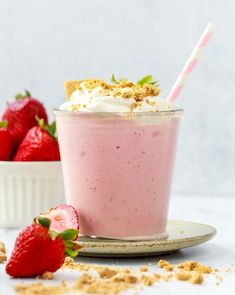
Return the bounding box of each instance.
[166,23,215,105]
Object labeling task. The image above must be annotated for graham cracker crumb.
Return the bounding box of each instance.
[64,80,83,100]
[15,282,67,295]
[62,260,139,293]
[141,275,156,286]
[176,270,204,285]
[139,266,149,272]
[178,261,212,273]
[190,271,204,284]
[176,270,192,281]
[75,273,138,294]
[0,241,6,253]
[75,273,94,287]
[36,271,54,280]
[157,259,174,271]
[153,273,161,280]
[62,257,90,271]
[0,247,7,263]
[225,267,235,273]
[178,261,198,271]
[97,267,118,278]
[112,273,138,284]
[64,79,161,104]
[14,259,221,294]
[215,274,223,282]
[195,265,213,274]
[162,273,174,282]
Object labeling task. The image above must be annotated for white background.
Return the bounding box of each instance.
[0,0,234,195]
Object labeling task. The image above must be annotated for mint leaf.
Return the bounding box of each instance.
[111,74,127,83]
[137,75,154,87]
[111,74,159,87]
[111,74,118,84]
[149,81,159,86]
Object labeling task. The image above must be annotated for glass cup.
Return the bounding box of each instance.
[54,110,183,240]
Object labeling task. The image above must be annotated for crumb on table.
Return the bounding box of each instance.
[36,271,54,280]
[157,259,174,271]
[0,241,7,263]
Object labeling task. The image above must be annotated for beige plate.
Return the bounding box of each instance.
[78,220,216,257]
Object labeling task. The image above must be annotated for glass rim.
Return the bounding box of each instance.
[53,108,183,117]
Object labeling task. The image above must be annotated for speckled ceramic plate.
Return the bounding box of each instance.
[77,220,216,257]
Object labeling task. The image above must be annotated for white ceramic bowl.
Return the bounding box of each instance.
[0,161,65,228]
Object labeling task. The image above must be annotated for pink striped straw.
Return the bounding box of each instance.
[166,23,215,105]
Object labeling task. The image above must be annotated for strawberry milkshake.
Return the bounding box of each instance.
[55,77,182,240]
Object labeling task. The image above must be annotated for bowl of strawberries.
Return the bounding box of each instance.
[0,90,64,228]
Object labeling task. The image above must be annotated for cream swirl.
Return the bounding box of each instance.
[60,81,170,112]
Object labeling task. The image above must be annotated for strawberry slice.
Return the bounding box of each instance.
[40,205,79,238]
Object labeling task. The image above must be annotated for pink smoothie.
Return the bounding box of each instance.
[56,112,181,240]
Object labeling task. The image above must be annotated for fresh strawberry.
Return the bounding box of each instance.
[13,119,60,161]
[2,90,48,147]
[0,121,14,161]
[40,205,79,239]
[6,217,81,278]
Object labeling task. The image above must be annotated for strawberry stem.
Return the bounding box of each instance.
[36,117,57,139]
[25,89,31,97]
[60,229,78,241]
[34,217,51,229]
[65,248,78,257]
[61,230,81,258]
[0,121,8,128]
[34,215,81,258]
[15,89,32,100]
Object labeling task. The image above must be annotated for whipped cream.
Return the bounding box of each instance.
[60,80,170,112]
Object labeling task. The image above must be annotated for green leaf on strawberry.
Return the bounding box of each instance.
[35,216,51,229]
[60,229,78,241]
[0,121,8,128]
[15,89,32,100]
[6,216,82,278]
[34,216,79,248]
[65,248,78,258]
[36,117,57,139]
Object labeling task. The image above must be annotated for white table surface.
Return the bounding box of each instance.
[0,193,235,294]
